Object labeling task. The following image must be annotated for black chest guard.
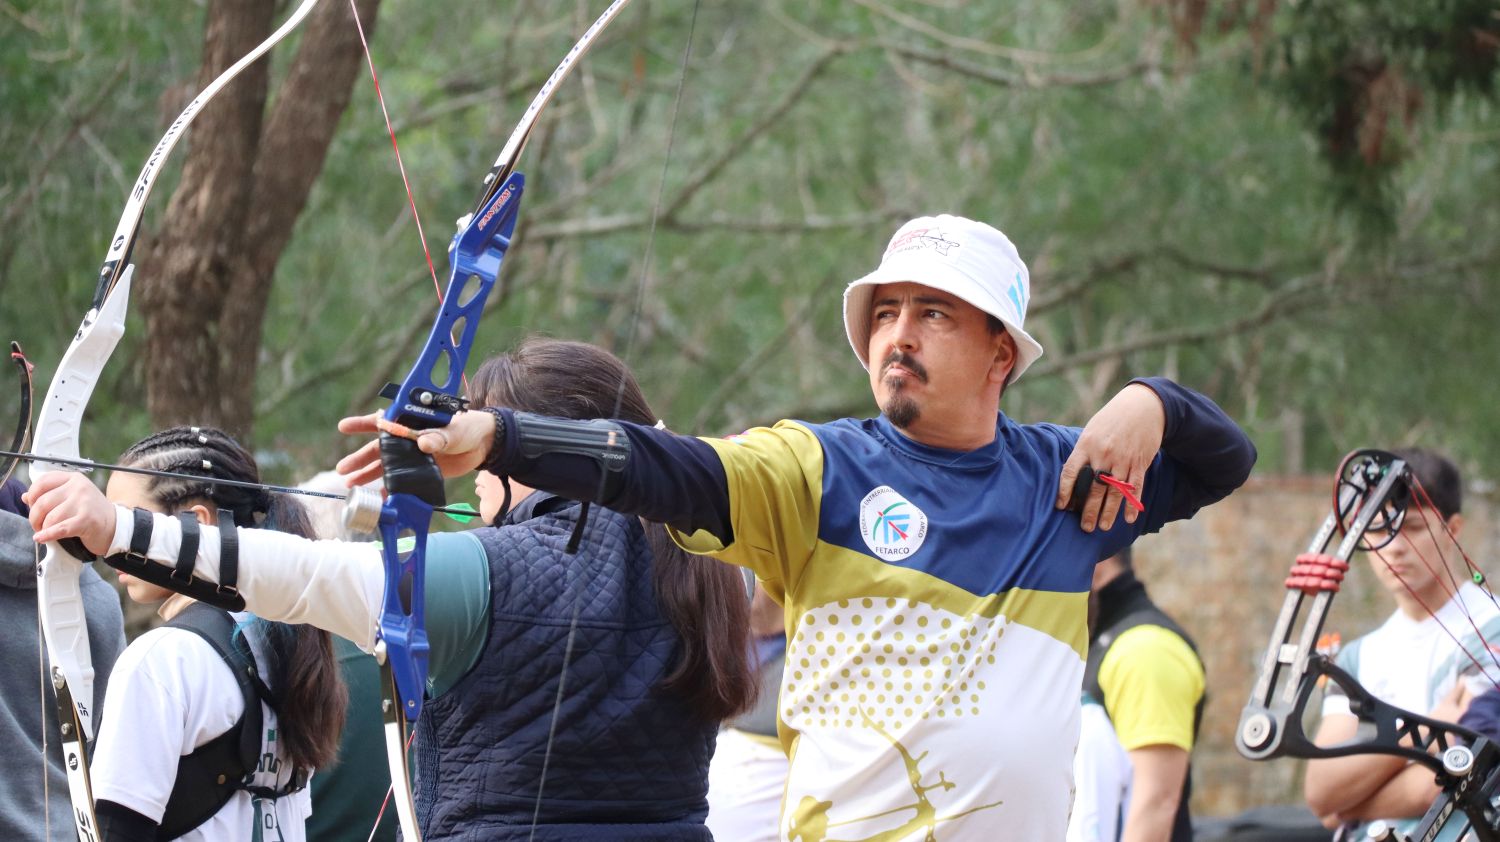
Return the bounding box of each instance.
[157,603,303,840]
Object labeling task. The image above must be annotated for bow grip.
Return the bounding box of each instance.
[37,541,98,740]
[32,268,135,747]
[376,433,439,723]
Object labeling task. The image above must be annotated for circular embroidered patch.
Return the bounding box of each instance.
[858,485,928,560]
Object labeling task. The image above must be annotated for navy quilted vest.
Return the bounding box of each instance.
[413,494,715,841]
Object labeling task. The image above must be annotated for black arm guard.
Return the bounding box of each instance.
[481,408,732,541]
[513,413,631,471]
[481,411,631,479]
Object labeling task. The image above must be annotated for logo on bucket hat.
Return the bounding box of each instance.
[885,227,961,257]
[843,215,1044,384]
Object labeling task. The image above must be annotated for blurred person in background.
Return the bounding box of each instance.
[708,581,791,842]
[1304,448,1500,838]
[1084,547,1205,842]
[0,478,126,841]
[1069,690,1134,842]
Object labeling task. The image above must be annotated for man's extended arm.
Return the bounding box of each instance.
[335,376,1251,545]
[469,378,1254,535]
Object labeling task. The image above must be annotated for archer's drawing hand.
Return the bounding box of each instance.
[25,471,116,555]
[337,410,497,486]
[1056,382,1166,533]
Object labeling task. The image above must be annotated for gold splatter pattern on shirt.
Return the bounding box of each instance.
[781,600,1009,732]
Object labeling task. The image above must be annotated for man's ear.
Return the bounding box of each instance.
[187,503,217,526]
[1446,512,1464,538]
[989,332,1018,384]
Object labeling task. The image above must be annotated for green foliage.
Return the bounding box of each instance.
[3,0,1500,502]
[1267,0,1500,228]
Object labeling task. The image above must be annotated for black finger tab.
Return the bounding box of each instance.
[1067,465,1096,514]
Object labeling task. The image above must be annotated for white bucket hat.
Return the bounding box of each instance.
[843,214,1043,384]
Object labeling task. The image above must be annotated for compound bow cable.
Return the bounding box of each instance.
[1407,475,1500,604]
[1370,488,1500,686]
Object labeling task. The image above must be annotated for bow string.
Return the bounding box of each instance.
[340,2,647,838]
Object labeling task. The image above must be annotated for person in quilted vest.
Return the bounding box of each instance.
[26,337,756,842]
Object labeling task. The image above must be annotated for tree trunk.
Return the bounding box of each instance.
[141,0,382,440]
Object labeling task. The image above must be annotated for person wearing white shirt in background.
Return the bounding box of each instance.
[1069,692,1134,842]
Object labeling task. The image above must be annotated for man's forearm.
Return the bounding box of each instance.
[1336,762,1442,824]
[1130,377,1257,519]
[1121,796,1179,842]
[1305,751,1409,817]
[1122,744,1190,842]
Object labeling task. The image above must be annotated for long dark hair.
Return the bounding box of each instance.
[119,426,348,772]
[470,337,757,721]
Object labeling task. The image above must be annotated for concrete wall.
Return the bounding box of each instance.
[1136,475,1499,816]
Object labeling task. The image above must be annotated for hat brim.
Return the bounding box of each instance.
[843,262,1043,384]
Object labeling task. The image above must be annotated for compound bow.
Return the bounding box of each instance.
[1238,449,1500,841]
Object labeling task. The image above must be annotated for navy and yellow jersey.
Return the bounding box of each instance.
[671,414,1180,841]
[492,376,1256,841]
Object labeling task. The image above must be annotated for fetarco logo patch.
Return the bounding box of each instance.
[859,485,929,560]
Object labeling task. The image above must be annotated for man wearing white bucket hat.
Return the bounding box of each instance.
[334,213,1257,841]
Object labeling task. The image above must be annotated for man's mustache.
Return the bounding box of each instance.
[881,351,928,383]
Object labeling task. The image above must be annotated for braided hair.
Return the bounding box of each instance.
[119,427,307,533]
[119,426,346,772]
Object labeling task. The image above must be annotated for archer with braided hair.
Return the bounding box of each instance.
[87,425,347,842]
[27,341,756,842]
